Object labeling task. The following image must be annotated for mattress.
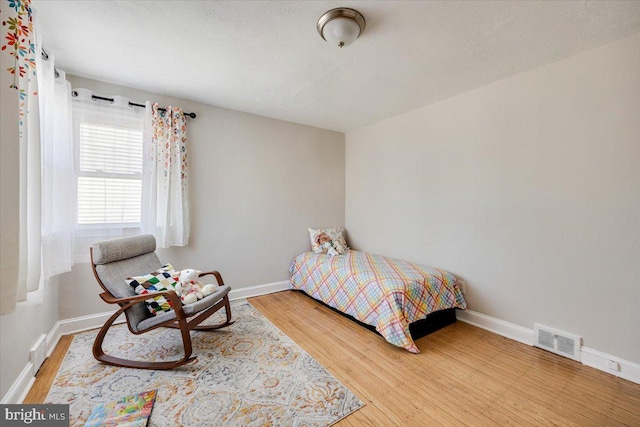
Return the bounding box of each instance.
[289,250,467,353]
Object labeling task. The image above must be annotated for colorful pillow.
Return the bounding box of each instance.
[307,227,348,256]
[127,264,180,316]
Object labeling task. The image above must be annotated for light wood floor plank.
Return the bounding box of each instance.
[24,290,640,426]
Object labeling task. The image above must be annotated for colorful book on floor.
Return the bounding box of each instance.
[83,389,157,427]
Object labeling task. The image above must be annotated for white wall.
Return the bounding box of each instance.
[346,33,640,363]
[59,75,345,320]
[0,280,59,400]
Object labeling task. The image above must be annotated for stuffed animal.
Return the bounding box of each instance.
[316,233,339,256]
[175,269,218,305]
[324,244,339,257]
[177,282,202,305]
[177,268,200,285]
[200,283,217,297]
[175,269,202,305]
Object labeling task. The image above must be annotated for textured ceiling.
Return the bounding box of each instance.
[33,1,640,132]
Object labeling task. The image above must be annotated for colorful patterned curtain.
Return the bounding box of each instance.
[3,0,37,123]
[141,103,190,248]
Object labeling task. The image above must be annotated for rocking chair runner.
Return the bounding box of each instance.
[90,234,234,370]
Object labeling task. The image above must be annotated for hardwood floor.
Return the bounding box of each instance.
[26,290,640,426]
[253,291,640,426]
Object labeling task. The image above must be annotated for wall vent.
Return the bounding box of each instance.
[534,324,581,362]
[30,334,47,375]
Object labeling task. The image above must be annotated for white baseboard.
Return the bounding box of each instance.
[456,309,640,385]
[55,311,127,337]
[581,346,640,384]
[5,280,292,403]
[228,280,290,301]
[0,363,35,404]
[456,309,535,346]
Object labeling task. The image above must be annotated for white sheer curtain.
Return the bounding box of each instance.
[2,3,75,314]
[71,89,145,262]
[142,102,190,248]
[37,48,75,282]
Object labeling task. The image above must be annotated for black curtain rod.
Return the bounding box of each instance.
[71,92,197,119]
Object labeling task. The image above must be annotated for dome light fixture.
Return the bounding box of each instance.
[317,7,366,48]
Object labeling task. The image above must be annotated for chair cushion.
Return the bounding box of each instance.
[93,234,156,265]
[127,264,180,316]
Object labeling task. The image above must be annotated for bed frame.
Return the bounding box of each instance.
[295,289,457,341]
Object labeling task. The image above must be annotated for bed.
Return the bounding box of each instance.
[289,250,467,353]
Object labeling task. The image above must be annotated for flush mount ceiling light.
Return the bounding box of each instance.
[317,8,366,48]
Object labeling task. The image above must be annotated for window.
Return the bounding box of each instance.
[72,97,145,262]
[77,121,143,226]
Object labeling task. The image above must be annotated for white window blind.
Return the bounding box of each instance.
[77,122,143,225]
[71,93,145,263]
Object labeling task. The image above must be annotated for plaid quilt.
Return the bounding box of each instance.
[289,250,467,353]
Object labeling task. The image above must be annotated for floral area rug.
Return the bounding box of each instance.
[45,300,363,427]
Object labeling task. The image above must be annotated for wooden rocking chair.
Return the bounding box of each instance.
[90,234,234,370]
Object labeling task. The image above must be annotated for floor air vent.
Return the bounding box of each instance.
[30,334,47,375]
[534,324,581,362]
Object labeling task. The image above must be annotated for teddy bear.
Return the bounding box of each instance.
[174,269,218,305]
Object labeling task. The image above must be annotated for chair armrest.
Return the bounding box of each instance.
[199,271,226,287]
[99,292,151,305]
[99,290,186,317]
